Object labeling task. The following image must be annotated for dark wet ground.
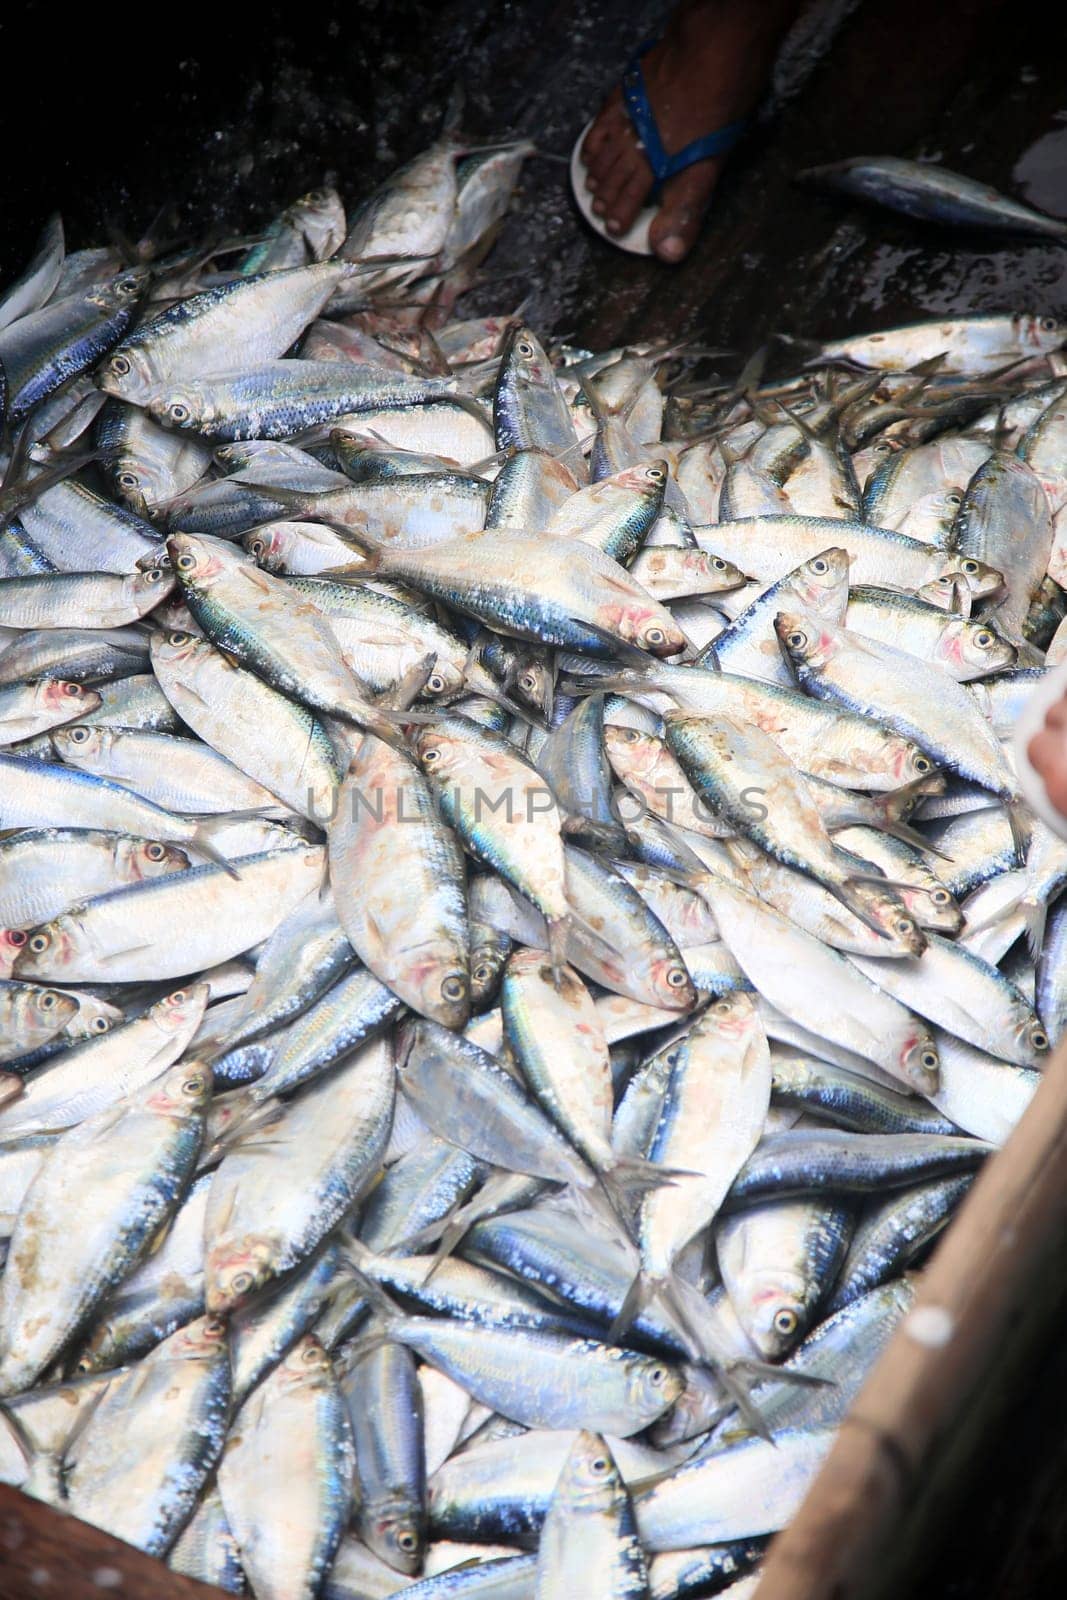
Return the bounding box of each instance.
[3,0,1067,1594]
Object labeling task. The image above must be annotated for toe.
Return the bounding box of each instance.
[604,164,654,236]
[594,148,645,221]
[649,159,723,263]
[582,91,628,181]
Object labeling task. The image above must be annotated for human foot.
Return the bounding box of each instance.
[579,0,801,261]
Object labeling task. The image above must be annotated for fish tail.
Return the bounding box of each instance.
[546,916,570,984]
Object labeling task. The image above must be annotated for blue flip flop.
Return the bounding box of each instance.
[571,36,752,256]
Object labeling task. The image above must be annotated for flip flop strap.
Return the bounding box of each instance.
[621,37,750,186]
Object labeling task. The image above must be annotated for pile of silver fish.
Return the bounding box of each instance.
[0,131,1065,1600]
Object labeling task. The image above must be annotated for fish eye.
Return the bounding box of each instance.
[168,629,193,645]
[516,338,535,358]
[619,727,641,743]
[170,990,187,1004]
[1031,1026,1049,1050]
[713,998,734,1015]
[76,1355,95,1373]
[169,402,191,424]
[110,354,132,376]
[773,1308,798,1337]
[175,552,197,572]
[472,962,493,986]
[426,673,447,695]
[961,560,980,574]
[1042,316,1057,332]
[931,888,950,904]
[913,755,932,773]
[590,1455,610,1474]
[301,1342,324,1364]
[7,930,27,948]
[647,1364,668,1387]
[786,630,807,648]
[519,671,539,693]
[895,918,914,936]
[441,973,467,1003]
[712,557,728,570]
[181,1072,205,1095]
[646,466,665,483]
[665,966,689,989]
[810,558,828,574]
[230,1271,254,1296]
[644,627,666,646]
[29,933,50,954]
[67,726,91,744]
[39,991,58,1010]
[396,1532,418,1553]
[202,1317,227,1339]
[921,1048,939,1070]
[249,539,266,557]
[946,492,962,506]
[91,1016,111,1033]
[62,682,83,697]
[974,630,994,647]
[145,842,167,861]
[117,470,140,489]
[143,567,164,583]
[421,746,442,765]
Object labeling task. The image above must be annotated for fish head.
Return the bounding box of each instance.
[645,951,698,1013]
[38,680,94,718]
[12,918,77,980]
[51,724,108,764]
[97,340,156,405]
[502,325,556,390]
[145,1059,213,1119]
[898,1030,941,1097]
[149,983,210,1035]
[23,985,79,1035]
[512,657,553,718]
[737,1276,809,1359]
[420,660,466,702]
[553,1431,623,1509]
[1018,313,1066,357]
[0,928,29,978]
[66,997,122,1039]
[703,989,760,1040]
[206,1233,279,1314]
[773,610,837,674]
[364,1498,426,1575]
[149,625,205,672]
[168,1315,229,1362]
[787,547,851,616]
[622,607,688,659]
[617,459,669,503]
[627,1353,684,1421]
[941,555,1004,601]
[1020,1014,1050,1060]
[148,381,211,434]
[935,617,1017,678]
[469,927,511,1008]
[119,836,191,882]
[604,723,668,787]
[275,1334,333,1388]
[124,563,177,611]
[850,887,927,957]
[167,532,229,589]
[405,948,471,1031]
[886,738,939,786]
[410,724,464,780]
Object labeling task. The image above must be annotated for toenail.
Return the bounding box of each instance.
[606,218,622,234]
[586,175,598,192]
[593,201,606,216]
[656,234,687,261]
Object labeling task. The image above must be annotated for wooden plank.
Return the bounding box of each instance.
[754,1038,1067,1600]
[0,1487,223,1600]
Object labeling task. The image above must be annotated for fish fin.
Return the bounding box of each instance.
[608,1269,656,1345]
[878,820,954,861]
[578,621,665,669]
[545,916,570,985]
[191,826,241,879]
[1024,897,1048,962]
[334,1251,402,1329]
[1008,802,1031,867]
